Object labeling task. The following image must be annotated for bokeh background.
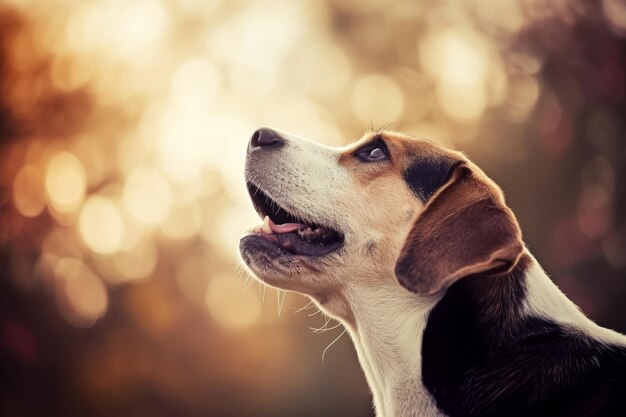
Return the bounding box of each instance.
[1,0,625,416]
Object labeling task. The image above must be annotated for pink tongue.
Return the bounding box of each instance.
[268,217,305,234]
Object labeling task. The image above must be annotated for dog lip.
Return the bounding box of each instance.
[243,180,345,257]
[241,233,344,258]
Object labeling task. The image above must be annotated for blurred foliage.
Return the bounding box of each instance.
[1,0,625,416]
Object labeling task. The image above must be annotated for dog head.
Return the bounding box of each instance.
[239,128,523,318]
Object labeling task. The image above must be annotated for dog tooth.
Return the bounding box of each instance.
[261,216,272,234]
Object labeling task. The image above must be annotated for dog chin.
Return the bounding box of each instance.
[239,235,332,292]
[240,237,304,286]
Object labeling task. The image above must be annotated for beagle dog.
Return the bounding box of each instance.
[239,128,626,417]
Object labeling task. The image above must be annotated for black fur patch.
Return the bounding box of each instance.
[403,156,457,202]
[421,256,626,417]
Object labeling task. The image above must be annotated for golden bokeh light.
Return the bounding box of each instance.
[116,205,149,252]
[262,98,343,146]
[420,30,493,122]
[111,238,158,284]
[351,74,405,126]
[203,204,260,257]
[205,275,262,330]
[78,195,124,254]
[474,0,525,34]
[293,40,352,99]
[200,112,255,184]
[175,255,208,306]
[123,167,173,225]
[437,83,488,122]
[421,30,489,89]
[206,1,304,96]
[70,0,169,59]
[54,257,108,327]
[45,151,86,214]
[12,164,46,217]
[170,57,221,113]
[159,203,202,240]
[157,106,212,184]
[51,55,93,92]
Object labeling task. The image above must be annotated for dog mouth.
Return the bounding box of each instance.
[245,182,344,257]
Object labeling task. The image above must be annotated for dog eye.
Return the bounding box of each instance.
[356,140,389,162]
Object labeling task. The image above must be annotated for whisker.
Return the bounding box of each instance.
[377,120,396,133]
[293,300,315,313]
[314,320,342,333]
[224,183,249,201]
[311,317,331,333]
[278,290,287,315]
[243,274,253,290]
[322,328,347,363]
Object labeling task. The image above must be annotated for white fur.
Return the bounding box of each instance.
[522,253,626,347]
[340,282,443,417]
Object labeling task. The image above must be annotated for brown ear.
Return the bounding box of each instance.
[395,164,523,295]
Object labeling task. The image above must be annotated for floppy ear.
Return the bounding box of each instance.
[395,164,523,295]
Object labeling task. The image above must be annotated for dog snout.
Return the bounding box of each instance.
[249,128,285,151]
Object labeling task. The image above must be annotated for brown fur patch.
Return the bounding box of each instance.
[395,162,524,295]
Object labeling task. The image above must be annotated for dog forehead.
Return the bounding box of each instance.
[384,132,460,163]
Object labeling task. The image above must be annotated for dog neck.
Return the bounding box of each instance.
[318,252,626,417]
[339,282,443,417]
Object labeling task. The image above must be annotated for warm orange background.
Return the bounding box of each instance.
[1,1,625,416]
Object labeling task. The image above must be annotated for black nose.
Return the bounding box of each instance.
[249,128,284,149]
